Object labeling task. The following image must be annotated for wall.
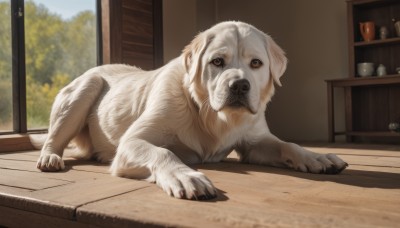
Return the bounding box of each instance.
[162,0,196,62]
[163,0,348,142]
[162,0,216,62]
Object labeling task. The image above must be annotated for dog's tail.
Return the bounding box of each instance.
[29,134,91,159]
[29,134,47,150]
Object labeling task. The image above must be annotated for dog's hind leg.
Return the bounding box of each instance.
[37,74,104,171]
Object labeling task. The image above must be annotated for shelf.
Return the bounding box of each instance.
[354,37,400,47]
[350,0,399,7]
[326,75,400,87]
[334,131,400,137]
[329,0,400,143]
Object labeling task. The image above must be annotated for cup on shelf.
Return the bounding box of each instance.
[357,62,374,77]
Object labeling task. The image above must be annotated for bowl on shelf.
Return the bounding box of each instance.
[357,62,374,77]
[388,122,400,132]
[396,67,400,74]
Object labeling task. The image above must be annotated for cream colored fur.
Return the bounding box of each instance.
[36,21,347,200]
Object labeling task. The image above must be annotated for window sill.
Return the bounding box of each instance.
[0,134,35,152]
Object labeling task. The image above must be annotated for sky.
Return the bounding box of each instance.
[32,0,96,19]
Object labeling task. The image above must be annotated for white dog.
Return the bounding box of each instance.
[36,21,348,200]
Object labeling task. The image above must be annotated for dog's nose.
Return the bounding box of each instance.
[229,79,250,95]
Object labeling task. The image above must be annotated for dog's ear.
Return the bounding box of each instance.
[265,35,287,87]
[182,33,213,82]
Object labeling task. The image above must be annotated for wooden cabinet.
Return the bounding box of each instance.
[326,0,400,143]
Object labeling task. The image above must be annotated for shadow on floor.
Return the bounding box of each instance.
[300,142,400,152]
[196,162,400,189]
[60,156,400,190]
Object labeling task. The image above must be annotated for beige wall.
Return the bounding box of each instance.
[162,0,196,62]
[163,0,348,142]
[162,0,216,61]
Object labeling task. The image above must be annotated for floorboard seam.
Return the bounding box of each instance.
[0,167,39,173]
[350,164,400,168]
[72,185,152,219]
[334,154,400,158]
[0,158,37,162]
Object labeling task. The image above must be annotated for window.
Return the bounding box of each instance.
[0,1,12,133]
[0,0,100,134]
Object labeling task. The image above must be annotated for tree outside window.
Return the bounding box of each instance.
[0,0,98,132]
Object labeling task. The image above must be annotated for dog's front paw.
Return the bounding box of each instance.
[292,153,348,174]
[37,154,65,172]
[316,153,348,174]
[157,167,217,200]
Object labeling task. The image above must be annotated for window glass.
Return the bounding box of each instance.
[25,0,97,129]
[0,0,13,133]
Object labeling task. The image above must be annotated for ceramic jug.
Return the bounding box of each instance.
[360,21,375,41]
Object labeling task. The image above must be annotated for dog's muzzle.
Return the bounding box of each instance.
[227,79,250,108]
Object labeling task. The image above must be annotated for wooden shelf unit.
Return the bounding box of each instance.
[327,0,400,143]
[354,37,400,47]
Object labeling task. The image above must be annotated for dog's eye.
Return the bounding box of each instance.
[250,59,263,69]
[211,58,225,68]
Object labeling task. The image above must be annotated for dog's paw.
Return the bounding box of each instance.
[157,167,217,200]
[291,153,348,174]
[37,154,65,172]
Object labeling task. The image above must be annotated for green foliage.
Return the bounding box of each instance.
[0,0,97,130]
[26,73,71,128]
[0,1,13,130]
[0,80,12,127]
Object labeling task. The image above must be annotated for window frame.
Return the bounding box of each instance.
[1,0,102,136]
[1,0,163,152]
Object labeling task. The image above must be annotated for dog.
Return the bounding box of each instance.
[36,21,348,200]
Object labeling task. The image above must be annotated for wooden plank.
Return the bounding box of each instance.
[0,151,40,161]
[0,164,110,183]
[327,82,335,142]
[0,169,71,190]
[0,185,32,195]
[344,87,353,142]
[334,154,400,168]
[0,154,110,174]
[0,144,399,227]
[325,75,400,87]
[345,164,400,174]
[389,86,400,124]
[303,143,400,155]
[346,131,400,137]
[0,159,40,172]
[29,176,151,206]
[77,162,400,227]
[0,192,76,220]
[0,205,97,228]
[0,169,151,220]
[0,134,35,152]
[354,37,400,47]
[0,148,46,172]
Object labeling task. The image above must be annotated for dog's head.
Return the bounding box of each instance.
[182,21,287,120]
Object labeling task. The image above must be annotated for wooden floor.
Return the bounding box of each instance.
[0,143,399,227]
